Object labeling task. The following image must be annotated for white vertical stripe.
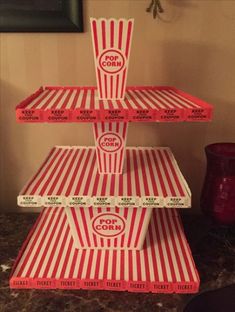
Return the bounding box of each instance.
[140,251,146,281]
[107,251,113,280]
[74,89,85,108]
[98,249,106,279]
[89,249,98,279]
[132,251,138,281]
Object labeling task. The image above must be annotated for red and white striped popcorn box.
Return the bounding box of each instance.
[65,206,153,250]
[90,18,134,100]
[93,122,128,174]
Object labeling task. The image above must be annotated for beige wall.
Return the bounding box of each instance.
[0,0,234,212]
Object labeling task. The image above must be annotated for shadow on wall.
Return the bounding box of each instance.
[142,40,234,211]
[0,79,28,212]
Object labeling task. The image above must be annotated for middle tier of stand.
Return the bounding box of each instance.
[18,146,191,209]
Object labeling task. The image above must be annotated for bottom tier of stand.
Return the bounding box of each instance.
[10,207,199,293]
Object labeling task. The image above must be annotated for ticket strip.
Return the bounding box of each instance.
[10,18,213,292]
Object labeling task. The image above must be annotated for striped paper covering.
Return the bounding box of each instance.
[10,207,199,293]
[15,86,213,123]
[93,122,128,174]
[65,207,153,250]
[90,18,134,100]
[18,146,191,209]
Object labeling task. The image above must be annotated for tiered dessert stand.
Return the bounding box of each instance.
[10,18,213,293]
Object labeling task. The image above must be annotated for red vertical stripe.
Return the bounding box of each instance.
[110,76,113,98]
[97,69,103,99]
[110,20,114,48]
[134,208,147,248]
[80,89,88,108]
[125,20,133,57]
[118,21,123,49]
[92,20,99,57]
[120,69,127,98]
[104,74,108,98]
[94,250,102,279]
[71,208,84,247]
[127,208,137,247]
[70,89,81,110]
[80,208,91,246]
[116,75,119,98]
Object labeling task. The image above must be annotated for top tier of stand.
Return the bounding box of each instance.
[16,86,213,123]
